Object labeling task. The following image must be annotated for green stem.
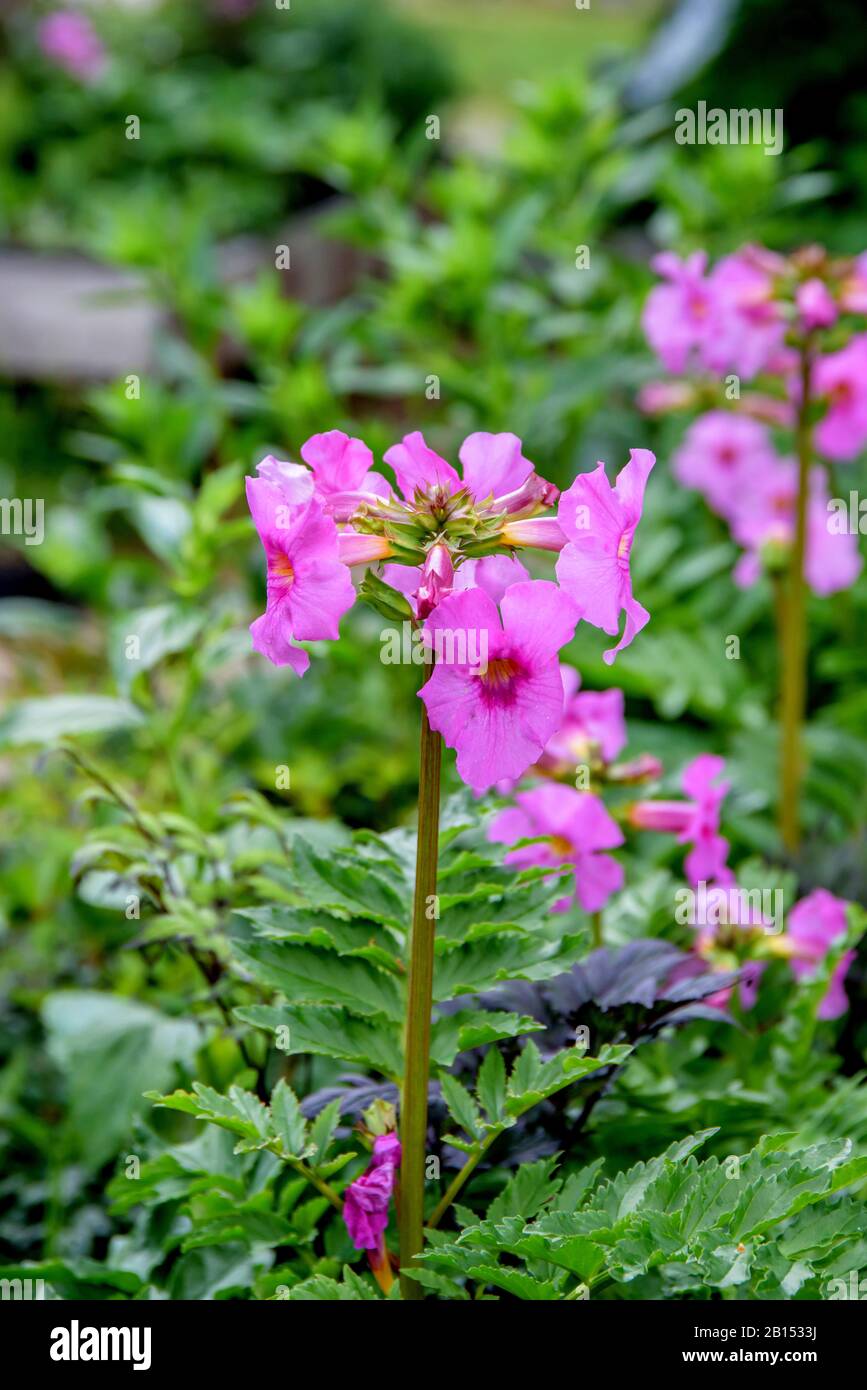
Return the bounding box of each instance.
[399,697,442,1299]
[293,1159,344,1213]
[779,344,813,853]
[591,910,603,949]
[427,1140,490,1231]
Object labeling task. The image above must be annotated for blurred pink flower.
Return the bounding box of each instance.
[488,782,624,913]
[39,10,105,83]
[813,336,867,461]
[539,665,627,771]
[672,411,777,518]
[729,462,862,596]
[556,449,655,665]
[796,278,838,330]
[702,249,785,380]
[788,888,856,1020]
[419,581,578,794]
[642,251,714,374]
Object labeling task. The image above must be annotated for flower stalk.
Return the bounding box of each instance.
[399,682,442,1299]
[779,344,813,852]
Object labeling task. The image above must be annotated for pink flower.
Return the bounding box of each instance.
[840,254,867,313]
[246,477,355,674]
[673,411,777,519]
[39,10,105,82]
[813,336,867,461]
[488,783,624,914]
[343,1133,401,1252]
[629,753,732,887]
[729,462,862,596]
[539,666,626,772]
[416,543,455,619]
[787,889,856,1020]
[796,278,838,330]
[555,449,655,665]
[636,381,697,415]
[382,553,530,619]
[642,252,715,374]
[703,250,785,380]
[299,431,391,511]
[383,431,556,512]
[419,581,579,794]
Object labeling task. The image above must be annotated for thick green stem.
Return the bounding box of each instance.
[399,697,442,1299]
[779,346,812,853]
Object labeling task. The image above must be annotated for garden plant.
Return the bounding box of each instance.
[1,0,866,1321]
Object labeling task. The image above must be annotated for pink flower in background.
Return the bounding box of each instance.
[841,254,867,313]
[703,249,785,380]
[728,462,862,596]
[419,581,579,794]
[642,251,714,374]
[246,477,355,675]
[672,411,777,518]
[805,478,863,596]
[343,1133,401,1252]
[38,11,105,83]
[630,753,732,887]
[813,336,867,461]
[796,278,838,330]
[787,889,855,1020]
[556,449,655,665]
[539,666,627,771]
[489,782,624,913]
[637,381,697,416]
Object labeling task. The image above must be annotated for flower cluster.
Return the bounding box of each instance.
[642,244,867,596]
[676,887,856,1021]
[246,430,655,793]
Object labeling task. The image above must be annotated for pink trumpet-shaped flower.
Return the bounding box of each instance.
[539,666,627,772]
[299,430,391,504]
[488,782,624,914]
[787,889,856,1020]
[672,411,776,519]
[39,11,106,83]
[813,336,867,461]
[383,430,556,511]
[556,449,655,665]
[382,553,530,619]
[642,251,714,375]
[629,753,733,887]
[246,477,355,675]
[419,581,579,794]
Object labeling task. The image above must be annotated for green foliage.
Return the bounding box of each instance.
[414,1132,867,1300]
